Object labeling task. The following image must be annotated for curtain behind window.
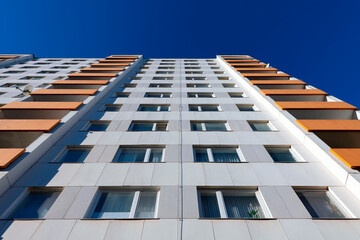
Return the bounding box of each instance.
[223,195,264,218]
[92,192,134,219]
[212,148,240,162]
[135,192,157,218]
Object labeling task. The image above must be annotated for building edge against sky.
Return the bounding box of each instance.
[0,53,358,239]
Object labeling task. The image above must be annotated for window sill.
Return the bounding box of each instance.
[199,218,277,221]
[82,218,160,221]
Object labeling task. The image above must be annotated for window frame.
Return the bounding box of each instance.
[128,121,168,131]
[54,145,93,163]
[112,146,165,163]
[138,104,170,112]
[144,92,172,98]
[248,121,276,132]
[265,145,305,163]
[197,188,272,219]
[187,92,215,98]
[190,121,230,132]
[86,188,160,219]
[188,104,221,112]
[82,121,110,132]
[193,146,245,163]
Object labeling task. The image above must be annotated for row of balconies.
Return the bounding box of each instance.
[0,55,139,169]
[223,55,360,170]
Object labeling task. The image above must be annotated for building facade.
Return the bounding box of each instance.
[0,54,359,239]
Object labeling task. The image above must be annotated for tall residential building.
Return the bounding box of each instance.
[0,53,359,239]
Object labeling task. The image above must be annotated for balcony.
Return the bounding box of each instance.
[68,73,118,80]
[260,89,327,101]
[250,80,306,89]
[80,67,125,73]
[51,80,109,89]
[0,101,82,119]
[242,73,290,80]
[30,89,97,101]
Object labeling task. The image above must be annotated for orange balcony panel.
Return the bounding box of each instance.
[0,102,82,110]
[296,120,360,132]
[0,148,26,169]
[260,89,327,96]
[230,63,267,68]
[250,80,306,85]
[330,148,360,169]
[222,56,253,60]
[90,63,130,67]
[0,119,60,132]
[235,68,278,71]
[242,73,290,78]
[0,56,18,59]
[30,89,97,95]
[80,67,125,72]
[99,59,134,63]
[276,101,357,110]
[52,80,109,85]
[226,59,260,63]
[68,73,118,78]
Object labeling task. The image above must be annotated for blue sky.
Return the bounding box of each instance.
[1,0,360,106]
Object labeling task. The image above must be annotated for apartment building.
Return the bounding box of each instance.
[0,53,359,239]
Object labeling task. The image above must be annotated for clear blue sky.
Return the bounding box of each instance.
[1,0,359,106]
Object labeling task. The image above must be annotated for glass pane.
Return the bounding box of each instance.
[194,148,209,162]
[297,191,345,218]
[238,105,255,111]
[131,123,153,131]
[91,192,134,219]
[198,94,211,98]
[267,148,297,163]
[200,193,220,218]
[60,148,90,163]
[212,148,240,162]
[12,191,60,219]
[104,105,121,111]
[189,105,199,111]
[201,105,218,111]
[162,94,171,98]
[149,148,163,162]
[114,148,146,162]
[205,123,227,131]
[160,106,169,111]
[155,123,167,131]
[140,106,158,111]
[223,194,264,218]
[87,123,108,131]
[250,123,272,131]
[135,192,157,218]
[191,123,203,131]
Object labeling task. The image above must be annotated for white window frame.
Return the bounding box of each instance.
[114,147,165,163]
[87,189,159,219]
[138,104,170,112]
[191,121,229,132]
[100,104,122,112]
[188,93,215,98]
[129,122,168,131]
[54,145,92,163]
[248,121,277,132]
[82,121,110,132]
[186,77,206,80]
[198,189,271,219]
[189,104,220,112]
[266,145,305,163]
[194,147,245,162]
[237,104,259,111]
[145,92,172,98]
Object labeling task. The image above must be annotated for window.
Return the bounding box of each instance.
[214,71,225,74]
[4,71,25,74]
[193,147,242,162]
[112,147,164,162]
[229,92,244,98]
[295,189,348,218]
[184,60,197,62]
[158,67,174,69]
[222,83,238,88]
[185,67,201,70]
[101,104,122,112]
[37,71,58,74]
[51,66,69,69]
[198,189,266,219]
[211,67,220,69]
[62,62,78,65]
[131,77,142,80]
[149,83,173,88]
[37,83,50,88]
[144,92,171,98]
[0,76,8,79]
[189,104,220,112]
[35,62,51,65]
[187,92,214,98]
[128,121,167,131]
[10,190,61,219]
[191,121,229,131]
[218,77,230,80]
[46,59,61,61]
[185,63,199,66]
[248,121,274,131]
[89,189,158,219]
[185,71,203,74]
[161,60,175,62]
[138,104,170,111]
[115,92,131,98]
[159,63,175,65]
[84,121,110,131]
[72,59,86,62]
[21,66,39,69]
[122,83,137,88]
[237,104,256,111]
[187,83,210,88]
[266,147,301,163]
[186,77,206,80]
[20,76,45,80]
[155,71,174,74]
[1,83,27,87]
[152,77,174,80]
[57,146,92,163]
